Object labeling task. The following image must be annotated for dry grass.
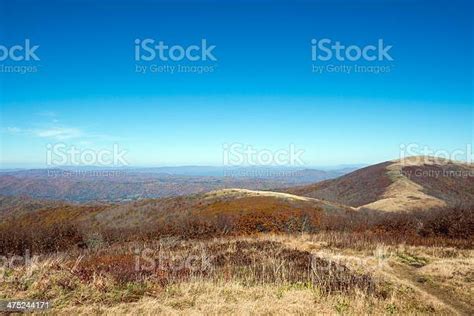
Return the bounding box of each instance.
[57,280,443,315]
[203,188,314,202]
[1,235,471,314]
[418,257,474,307]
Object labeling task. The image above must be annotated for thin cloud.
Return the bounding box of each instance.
[3,125,123,143]
[34,127,83,140]
[5,127,23,134]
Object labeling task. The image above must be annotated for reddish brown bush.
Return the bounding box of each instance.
[0,223,84,255]
[319,205,474,248]
[1,204,471,256]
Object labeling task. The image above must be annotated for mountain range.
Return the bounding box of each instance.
[0,166,356,202]
[1,156,472,229]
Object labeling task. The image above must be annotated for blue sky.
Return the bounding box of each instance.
[0,0,472,167]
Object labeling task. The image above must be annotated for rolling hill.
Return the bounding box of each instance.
[284,156,474,212]
[0,188,349,233]
[89,188,352,232]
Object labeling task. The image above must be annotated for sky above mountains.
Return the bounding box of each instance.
[0,0,472,167]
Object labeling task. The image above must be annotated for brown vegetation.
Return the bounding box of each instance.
[0,201,471,256]
[1,235,470,314]
[71,240,377,296]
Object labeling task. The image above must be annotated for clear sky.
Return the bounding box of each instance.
[0,0,472,168]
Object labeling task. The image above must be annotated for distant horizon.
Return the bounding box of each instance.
[0,162,368,171]
[2,153,473,171]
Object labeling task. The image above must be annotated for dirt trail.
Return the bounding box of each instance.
[389,263,473,316]
[278,238,473,315]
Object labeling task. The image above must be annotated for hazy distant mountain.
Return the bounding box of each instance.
[0,166,356,202]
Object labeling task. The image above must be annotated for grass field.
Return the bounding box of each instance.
[1,232,472,315]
